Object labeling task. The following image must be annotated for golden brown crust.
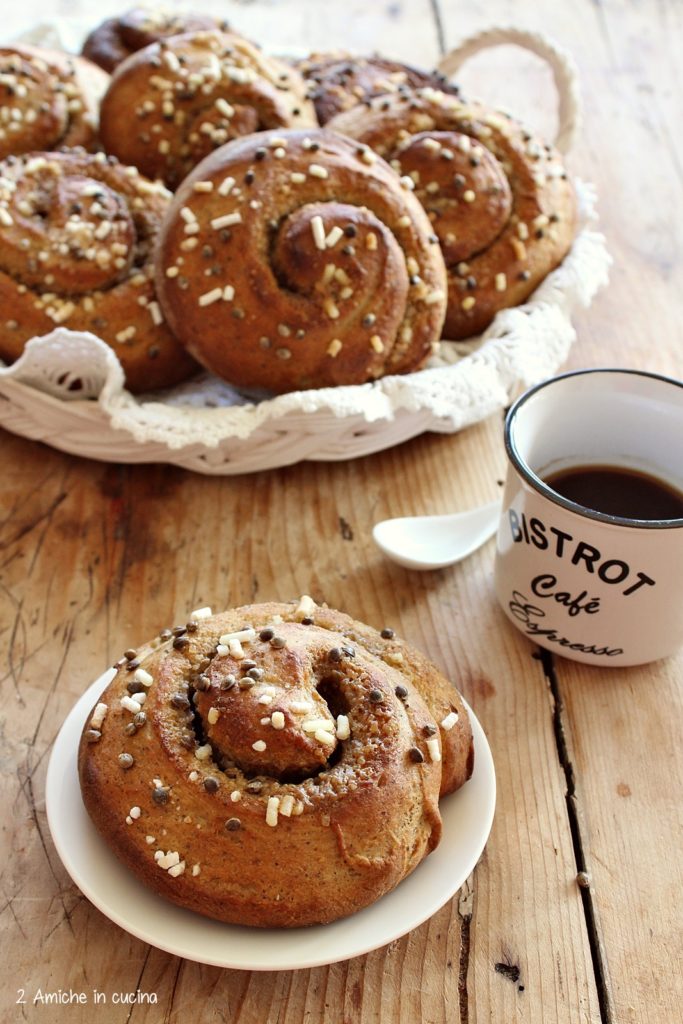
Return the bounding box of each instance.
[82,7,231,73]
[78,599,473,928]
[0,148,197,392]
[99,31,318,189]
[296,51,461,124]
[0,45,109,160]
[328,88,576,339]
[155,128,448,393]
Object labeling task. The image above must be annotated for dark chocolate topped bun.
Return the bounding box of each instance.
[82,7,231,73]
[296,51,460,124]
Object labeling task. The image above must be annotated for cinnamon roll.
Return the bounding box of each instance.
[297,51,459,124]
[78,599,474,928]
[155,129,448,392]
[82,7,231,73]
[0,149,197,392]
[328,88,576,339]
[99,31,317,189]
[0,45,108,160]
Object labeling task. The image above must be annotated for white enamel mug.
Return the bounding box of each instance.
[494,369,683,666]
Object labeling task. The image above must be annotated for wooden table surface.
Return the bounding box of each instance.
[2,1,681,1022]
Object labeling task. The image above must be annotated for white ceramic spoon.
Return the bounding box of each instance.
[372,498,502,571]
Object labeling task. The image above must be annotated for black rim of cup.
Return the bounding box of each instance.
[504,367,683,530]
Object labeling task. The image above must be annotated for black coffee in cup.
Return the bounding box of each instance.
[544,464,683,521]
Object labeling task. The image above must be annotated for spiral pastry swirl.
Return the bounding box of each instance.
[79,600,473,927]
[82,7,231,73]
[0,45,108,160]
[155,129,448,392]
[99,31,317,189]
[296,51,460,124]
[328,88,576,339]
[0,149,197,392]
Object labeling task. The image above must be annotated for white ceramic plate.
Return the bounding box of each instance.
[46,671,496,970]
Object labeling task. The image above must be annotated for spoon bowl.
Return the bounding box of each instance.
[372,498,502,571]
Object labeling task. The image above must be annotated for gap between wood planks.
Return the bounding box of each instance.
[538,648,612,1024]
[424,0,610,1009]
[427,0,447,56]
[424,5,474,1018]
[457,879,473,1022]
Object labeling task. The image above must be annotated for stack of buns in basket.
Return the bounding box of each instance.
[0,8,576,394]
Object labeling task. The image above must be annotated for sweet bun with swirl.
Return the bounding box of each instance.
[99,31,317,189]
[82,7,231,73]
[328,88,576,339]
[78,598,473,928]
[0,44,108,160]
[297,51,460,125]
[155,129,448,392]
[0,148,197,392]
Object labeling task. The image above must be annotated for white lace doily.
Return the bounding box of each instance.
[0,23,611,474]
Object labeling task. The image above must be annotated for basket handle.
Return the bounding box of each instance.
[436,26,581,155]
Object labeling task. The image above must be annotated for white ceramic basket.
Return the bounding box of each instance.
[0,27,611,474]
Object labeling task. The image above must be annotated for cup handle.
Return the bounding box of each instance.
[436,26,582,155]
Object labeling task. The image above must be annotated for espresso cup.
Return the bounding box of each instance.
[494,368,683,666]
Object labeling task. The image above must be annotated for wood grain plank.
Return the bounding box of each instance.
[2,1,681,1022]
[439,2,683,1021]
[550,653,683,1024]
[0,415,599,1024]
